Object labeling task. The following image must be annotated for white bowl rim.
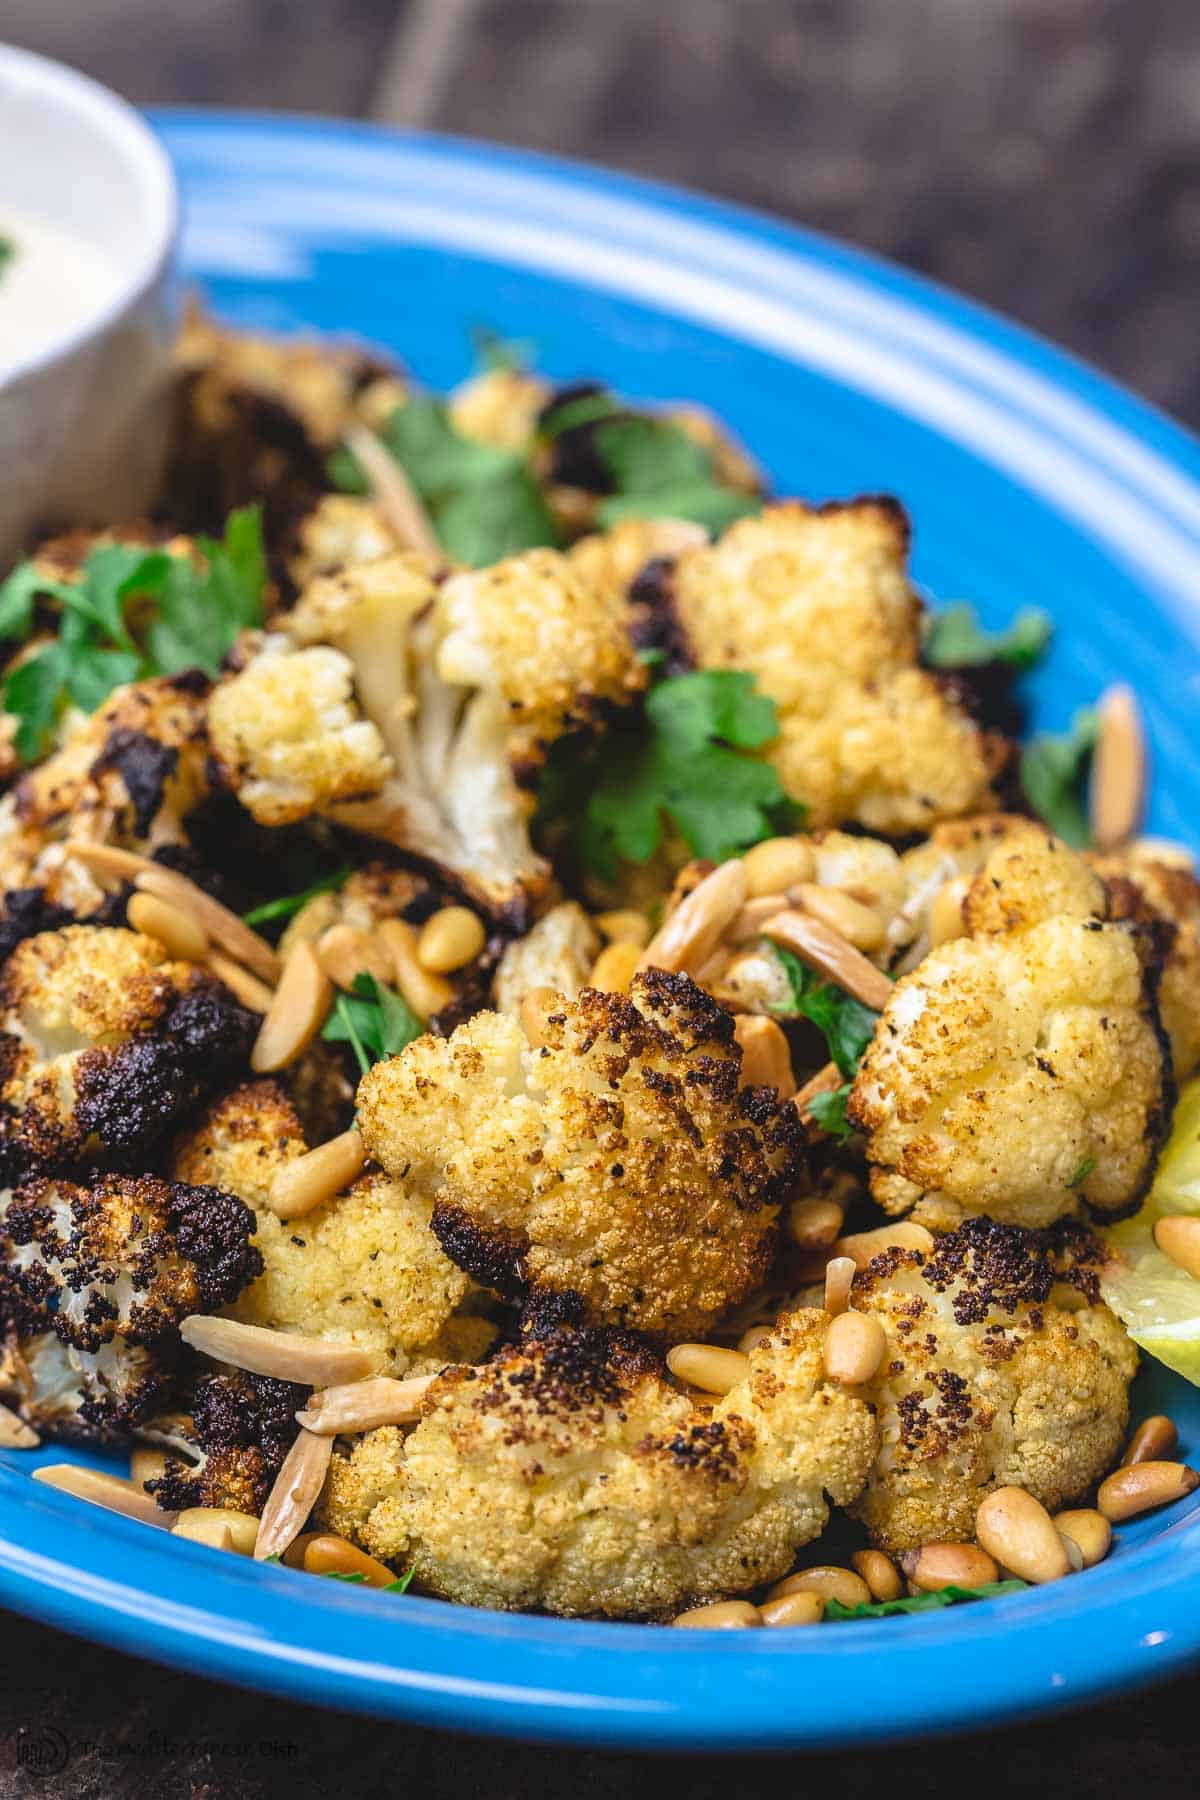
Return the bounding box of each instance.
[0,42,179,388]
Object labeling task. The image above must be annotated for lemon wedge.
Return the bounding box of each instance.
[1101,1075,1200,1385]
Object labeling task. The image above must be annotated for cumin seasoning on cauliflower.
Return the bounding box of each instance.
[321,1311,877,1618]
[357,969,805,1341]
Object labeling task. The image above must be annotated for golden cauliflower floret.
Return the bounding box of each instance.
[671,501,1000,833]
[849,914,1170,1228]
[171,1084,480,1373]
[357,969,804,1340]
[960,824,1109,936]
[208,638,392,826]
[321,1312,877,1618]
[287,495,401,589]
[491,902,601,1015]
[848,1221,1137,1549]
[1092,847,1200,1079]
[437,547,646,761]
[566,517,708,609]
[446,366,551,451]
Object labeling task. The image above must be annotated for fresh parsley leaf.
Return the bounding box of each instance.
[145,505,266,678]
[322,973,424,1077]
[923,603,1052,672]
[537,389,626,440]
[771,946,879,1078]
[330,397,558,567]
[804,1083,854,1143]
[243,867,353,929]
[593,416,760,534]
[539,669,787,879]
[1069,1157,1096,1188]
[825,1580,1027,1621]
[0,237,13,281]
[1020,707,1099,848]
[2,649,70,763]
[384,1567,415,1594]
[0,561,68,641]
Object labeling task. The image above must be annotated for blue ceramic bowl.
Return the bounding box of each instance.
[0,111,1197,1749]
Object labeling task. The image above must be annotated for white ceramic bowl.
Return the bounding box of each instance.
[0,44,179,568]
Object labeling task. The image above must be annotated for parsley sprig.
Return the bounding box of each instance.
[591,415,760,535]
[825,1580,1026,1621]
[537,669,794,880]
[322,973,424,1077]
[0,507,265,764]
[1019,707,1099,847]
[770,945,882,1142]
[243,867,353,930]
[923,603,1052,672]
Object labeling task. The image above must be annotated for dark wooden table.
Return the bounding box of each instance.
[2,2,1199,1792]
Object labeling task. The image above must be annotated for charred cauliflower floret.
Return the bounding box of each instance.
[849,1220,1138,1550]
[144,1369,307,1514]
[566,517,708,610]
[171,1083,489,1373]
[849,902,1170,1229]
[0,926,257,1172]
[322,1312,877,1618]
[0,1174,261,1441]
[1092,846,1200,1079]
[669,501,1003,833]
[357,969,805,1341]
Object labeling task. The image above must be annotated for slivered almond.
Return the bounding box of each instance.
[252,942,333,1073]
[640,859,748,977]
[63,840,148,883]
[206,951,275,1013]
[835,1221,934,1270]
[344,424,441,557]
[732,1014,794,1096]
[268,1129,366,1221]
[180,1315,374,1386]
[761,910,892,1011]
[727,895,788,944]
[1090,683,1147,851]
[0,1401,38,1448]
[254,1428,334,1562]
[823,1255,856,1317]
[793,1060,843,1127]
[376,917,453,1018]
[297,1373,437,1434]
[316,924,395,992]
[33,1464,175,1527]
[791,884,886,952]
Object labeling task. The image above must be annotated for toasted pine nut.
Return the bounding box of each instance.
[742,837,815,897]
[251,942,333,1074]
[519,985,559,1047]
[733,1014,795,1096]
[297,1374,436,1435]
[761,910,892,1011]
[206,950,275,1012]
[737,1326,772,1354]
[851,1549,902,1602]
[823,1311,887,1386]
[1153,1215,1200,1280]
[1122,1414,1179,1467]
[823,1256,856,1317]
[588,940,642,994]
[640,860,748,977]
[792,884,886,953]
[766,1566,871,1609]
[174,1508,259,1554]
[317,923,395,992]
[135,864,280,982]
[303,1534,399,1587]
[376,918,453,1018]
[281,1532,321,1570]
[33,1464,175,1528]
[594,909,650,948]
[1090,682,1146,851]
[130,1447,168,1492]
[1097,1460,1200,1522]
[929,875,971,948]
[787,1197,845,1251]
[835,1222,934,1272]
[254,1428,334,1562]
[127,891,209,962]
[417,906,486,974]
[181,1315,374,1387]
[760,1591,824,1627]
[975,1487,1070,1585]
[671,1600,761,1629]
[666,1344,750,1396]
[1053,1509,1112,1568]
[0,1400,38,1448]
[268,1129,366,1222]
[900,1544,1000,1592]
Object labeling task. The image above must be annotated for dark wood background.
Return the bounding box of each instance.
[2,2,1198,1792]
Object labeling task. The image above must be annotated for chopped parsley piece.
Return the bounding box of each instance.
[825,1580,1027,1620]
[804,1083,854,1144]
[322,972,424,1077]
[144,505,267,678]
[593,416,760,535]
[329,396,557,567]
[923,603,1052,672]
[537,389,626,441]
[1020,707,1099,848]
[1069,1157,1096,1188]
[538,669,789,879]
[771,945,880,1078]
[0,237,13,280]
[243,867,353,929]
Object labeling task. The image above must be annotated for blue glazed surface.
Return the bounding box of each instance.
[0,109,1197,1748]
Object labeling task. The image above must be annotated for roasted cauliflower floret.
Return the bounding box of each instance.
[287,495,401,589]
[669,501,1002,833]
[322,1312,877,1618]
[0,926,257,1172]
[849,1220,1138,1549]
[144,1369,307,1514]
[566,517,709,610]
[849,911,1170,1228]
[491,902,601,1015]
[357,969,805,1340]
[1092,846,1200,1079]
[171,1083,487,1373]
[446,365,550,451]
[0,1174,261,1441]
